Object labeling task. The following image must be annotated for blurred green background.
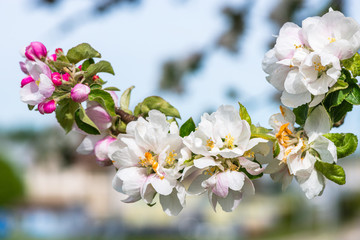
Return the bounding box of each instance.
[1,0,360,239]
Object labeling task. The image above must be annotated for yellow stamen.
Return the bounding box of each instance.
[35,80,40,86]
[328,37,336,43]
[139,152,164,180]
[165,150,177,166]
[276,123,293,148]
[225,134,235,149]
[313,61,326,72]
[206,138,215,149]
[294,44,303,49]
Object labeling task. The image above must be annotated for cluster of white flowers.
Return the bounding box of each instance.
[263,9,360,108]
[107,106,268,215]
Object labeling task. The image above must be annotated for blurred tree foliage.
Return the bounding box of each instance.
[0,155,24,206]
[37,0,345,96]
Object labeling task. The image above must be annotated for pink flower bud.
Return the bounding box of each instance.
[94,136,116,161]
[92,75,99,81]
[48,54,57,62]
[71,84,90,103]
[55,48,63,54]
[25,42,47,61]
[51,72,62,86]
[38,100,56,114]
[21,76,35,88]
[62,73,70,81]
[78,65,82,71]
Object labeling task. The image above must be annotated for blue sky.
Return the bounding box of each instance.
[1,0,360,136]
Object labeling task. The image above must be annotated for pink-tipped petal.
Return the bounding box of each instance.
[51,72,62,86]
[94,136,116,161]
[21,76,35,88]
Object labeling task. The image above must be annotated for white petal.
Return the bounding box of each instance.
[304,105,331,137]
[225,171,245,191]
[141,177,156,204]
[20,81,44,105]
[281,91,311,108]
[239,157,264,175]
[311,135,337,163]
[193,156,220,169]
[217,189,242,212]
[117,167,147,197]
[309,94,325,107]
[150,175,173,196]
[159,184,186,216]
[284,69,307,94]
[297,170,325,199]
[76,135,104,155]
[187,173,209,195]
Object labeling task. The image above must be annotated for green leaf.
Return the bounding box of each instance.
[81,58,95,71]
[90,83,102,90]
[314,161,345,185]
[293,104,308,126]
[345,83,360,105]
[250,125,275,141]
[342,52,360,77]
[103,87,120,91]
[88,89,116,116]
[238,102,251,125]
[120,86,135,111]
[328,100,353,123]
[323,133,358,159]
[55,99,79,133]
[324,87,350,110]
[28,104,35,111]
[66,43,101,64]
[136,96,181,119]
[84,60,114,78]
[74,105,101,135]
[180,117,196,137]
[327,80,349,95]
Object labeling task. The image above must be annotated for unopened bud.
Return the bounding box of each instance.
[38,100,56,114]
[78,65,82,71]
[55,48,63,54]
[21,76,35,88]
[62,73,70,81]
[48,54,57,62]
[92,75,99,81]
[25,42,47,61]
[71,83,90,103]
[51,72,62,86]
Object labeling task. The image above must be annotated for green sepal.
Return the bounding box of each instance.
[342,52,360,77]
[55,99,79,133]
[273,141,280,158]
[134,96,181,119]
[293,104,308,127]
[120,86,135,111]
[250,125,275,141]
[180,117,196,137]
[84,60,114,79]
[314,161,345,185]
[81,58,95,71]
[28,104,35,111]
[74,105,101,135]
[88,89,116,116]
[238,102,251,125]
[323,133,358,159]
[66,43,101,64]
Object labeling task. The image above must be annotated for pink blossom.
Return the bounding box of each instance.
[51,72,62,86]
[55,48,63,54]
[25,42,47,61]
[48,54,57,62]
[85,102,112,130]
[21,76,34,88]
[71,83,90,103]
[94,136,116,161]
[38,100,56,114]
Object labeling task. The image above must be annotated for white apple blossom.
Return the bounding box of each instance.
[183,105,267,211]
[263,10,360,108]
[108,110,188,216]
[265,105,337,198]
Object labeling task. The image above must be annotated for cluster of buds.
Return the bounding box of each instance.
[19,42,100,115]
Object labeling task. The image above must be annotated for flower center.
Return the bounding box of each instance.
[328,37,336,43]
[36,79,40,86]
[206,138,215,150]
[276,123,295,148]
[224,134,235,149]
[139,151,164,179]
[313,61,327,72]
[165,150,177,166]
[294,44,303,49]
